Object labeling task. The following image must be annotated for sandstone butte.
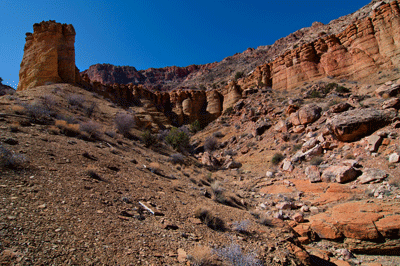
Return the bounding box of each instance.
[17,1,400,127]
[18,20,81,91]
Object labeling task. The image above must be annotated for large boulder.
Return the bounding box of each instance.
[326,108,396,142]
[289,104,322,126]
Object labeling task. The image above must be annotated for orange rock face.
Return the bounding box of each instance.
[18,20,78,91]
[244,1,400,90]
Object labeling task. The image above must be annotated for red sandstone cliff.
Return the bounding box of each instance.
[241,1,400,90]
[18,21,80,91]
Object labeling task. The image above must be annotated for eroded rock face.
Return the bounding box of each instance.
[326,108,396,142]
[243,1,400,90]
[18,20,79,91]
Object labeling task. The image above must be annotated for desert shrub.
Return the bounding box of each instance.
[211,181,225,202]
[23,102,53,124]
[141,130,158,147]
[83,102,97,117]
[115,112,137,138]
[232,220,251,234]
[271,153,284,165]
[165,127,190,151]
[292,144,302,152]
[204,137,218,152]
[309,90,322,98]
[335,85,350,93]
[80,120,102,140]
[258,215,275,227]
[310,156,324,166]
[187,246,215,266]
[67,94,85,107]
[11,105,25,115]
[40,95,57,110]
[235,71,244,80]
[190,120,202,133]
[170,153,185,164]
[215,243,263,266]
[194,207,225,231]
[0,146,28,169]
[55,120,80,136]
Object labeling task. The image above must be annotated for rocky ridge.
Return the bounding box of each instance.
[83,0,385,91]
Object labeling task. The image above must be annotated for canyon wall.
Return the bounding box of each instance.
[242,1,400,90]
[18,20,80,91]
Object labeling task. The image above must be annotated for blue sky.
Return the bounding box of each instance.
[1,0,370,89]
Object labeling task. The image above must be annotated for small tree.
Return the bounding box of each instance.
[0,77,3,85]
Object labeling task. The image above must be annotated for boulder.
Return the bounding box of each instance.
[305,166,321,183]
[382,98,400,109]
[389,153,400,163]
[290,104,322,126]
[329,102,352,113]
[375,84,400,98]
[358,168,388,184]
[326,108,396,142]
[321,165,360,183]
[367,135,383,152]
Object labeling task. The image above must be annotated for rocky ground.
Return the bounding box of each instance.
[1,77,400,265]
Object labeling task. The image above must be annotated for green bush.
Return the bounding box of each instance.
[141,130,158,147]
[271,153,285,165]
[165,127,190,151]
[190,120,202,133]
[234,71,244,80]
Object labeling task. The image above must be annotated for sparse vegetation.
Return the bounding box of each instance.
[235,71,244,80]
[190,120,202,133]
[187,246,215,266]
[67,93,85,107]
[23,102,54,124]
[165,127,190,151]
[214,243,262,266]
[204,136,218,152]
[141,130,158,147]
[271,153,284,165]
[232,220,251,234]
[170,153,185,164]
[115,112,137,138]
[310,156,324,166]
[0,146,28,169]
[55,119,80,136]
[80,120,102,140]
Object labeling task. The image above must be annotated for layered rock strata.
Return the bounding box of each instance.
[243,1,400,90]
[18,20,80,91]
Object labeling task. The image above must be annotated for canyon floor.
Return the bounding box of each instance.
[1,77,400,265]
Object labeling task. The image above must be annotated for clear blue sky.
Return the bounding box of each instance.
[1,0,371,89]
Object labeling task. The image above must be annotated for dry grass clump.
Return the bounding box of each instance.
[55,119,80,136]
[80,120,102,140]
[11,105,26,115]
[187,246,216,266]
